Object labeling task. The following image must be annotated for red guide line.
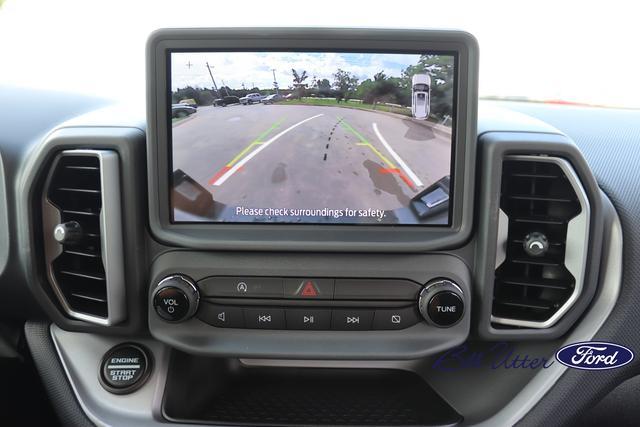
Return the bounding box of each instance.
[208,166,231,186]
[378,168,416,190]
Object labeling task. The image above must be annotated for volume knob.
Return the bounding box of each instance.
[152,275,200,322]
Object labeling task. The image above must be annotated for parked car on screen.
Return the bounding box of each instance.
[178,98,198,108]
[171,104,197,118]
[261,94,283,104]
[213,96,240,107]
[239,93,265,104]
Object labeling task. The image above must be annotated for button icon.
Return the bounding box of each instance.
[296,280,320,297]
[391,314,401,324]
[303,315,314,324]
[258,314,272,323]
[346,316,360,324]
[217,312,226,322]
[236,282,248,293]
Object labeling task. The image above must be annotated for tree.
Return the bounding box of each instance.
[333,69,359,101]
[291,69,308,99]
[316,78,332,97]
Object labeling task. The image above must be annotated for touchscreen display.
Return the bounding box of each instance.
[169,51,456,225]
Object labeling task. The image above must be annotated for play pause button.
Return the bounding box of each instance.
[285,309,331,330]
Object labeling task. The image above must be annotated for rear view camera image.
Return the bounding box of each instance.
[169,51,456,225]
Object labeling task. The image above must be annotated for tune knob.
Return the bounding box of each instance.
[152,274,200,322]
[418,279,464,327]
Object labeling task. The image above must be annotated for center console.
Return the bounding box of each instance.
[20,26,616,427]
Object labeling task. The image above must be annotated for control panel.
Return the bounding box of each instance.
[147,251,471,359]
[153,275,464,331]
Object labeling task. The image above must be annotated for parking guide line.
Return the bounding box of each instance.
[338,118,396,168]
[372,123,423,188]
[225,117,285,167]
[338,117,417,190]
[211,114,324,186]
[208,117,285,185]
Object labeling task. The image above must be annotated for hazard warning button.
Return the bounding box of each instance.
[284,278,334,299]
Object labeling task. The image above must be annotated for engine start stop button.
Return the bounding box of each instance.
[99,343,152,394]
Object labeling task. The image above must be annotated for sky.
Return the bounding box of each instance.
[171,52,426,92]
[0,0,639,108]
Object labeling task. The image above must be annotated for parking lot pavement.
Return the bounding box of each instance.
[172,103,452,220]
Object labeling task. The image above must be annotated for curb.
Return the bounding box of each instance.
[172,114,197,128]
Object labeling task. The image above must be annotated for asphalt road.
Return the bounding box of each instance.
[172,104,452,223]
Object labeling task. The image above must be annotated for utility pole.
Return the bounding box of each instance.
[220,80,230,96]
[205,62,221,98]
[272,69,279,95]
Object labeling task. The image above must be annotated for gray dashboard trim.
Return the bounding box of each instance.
[0,152,8,276]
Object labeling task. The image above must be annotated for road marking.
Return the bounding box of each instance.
[211,114,324,186]
[372,123,423,188]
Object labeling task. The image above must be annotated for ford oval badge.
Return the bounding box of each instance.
[555,341,634,370]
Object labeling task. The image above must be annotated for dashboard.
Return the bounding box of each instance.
[0,27,639,427]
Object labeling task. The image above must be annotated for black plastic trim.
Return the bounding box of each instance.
[24,321,94,427]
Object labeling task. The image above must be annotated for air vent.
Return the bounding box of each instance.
[491,156,590,328]
[42,150,125,325]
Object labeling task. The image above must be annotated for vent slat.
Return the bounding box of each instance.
[70,293,107,304]
[56,187,101,194]
[59,270,105,281]
[494,298,555,311]
[62,209,99,217]
[512,217,565,225]
[499,277,571,290]
[508,195,574,203]
[64,249,100,258]
[511,257,561,267]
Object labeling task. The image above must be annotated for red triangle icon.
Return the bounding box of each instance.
[299,281,319,297]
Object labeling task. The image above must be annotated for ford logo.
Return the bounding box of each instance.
[555,341,634,370]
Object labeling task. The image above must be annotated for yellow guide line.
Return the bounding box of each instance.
[226,117,285,167]
[338,117,396,169]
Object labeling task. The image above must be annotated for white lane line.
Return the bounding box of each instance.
[372,122,423,188]
[213,113,324,186]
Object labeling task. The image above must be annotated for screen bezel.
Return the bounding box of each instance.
[147,28,478,251]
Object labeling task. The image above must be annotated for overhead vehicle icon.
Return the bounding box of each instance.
[411,73,431,120]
